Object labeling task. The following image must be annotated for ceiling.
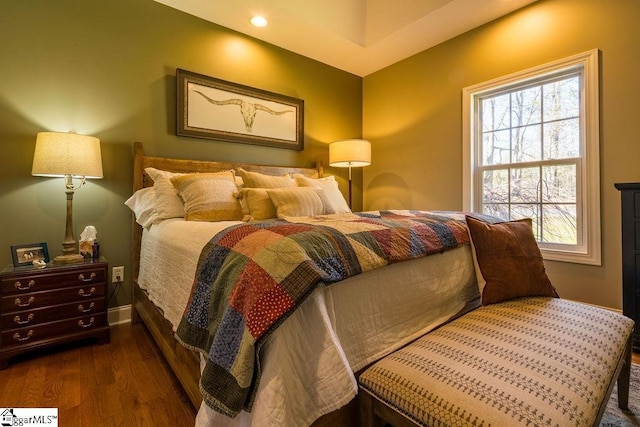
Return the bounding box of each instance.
[154,0,538,77]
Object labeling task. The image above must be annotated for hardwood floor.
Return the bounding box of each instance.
[0,323,197,426]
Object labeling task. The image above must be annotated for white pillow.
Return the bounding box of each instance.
[267,187,336,218]
[145,167,185,220]
[124,187,161,228]
[294,174,351,214]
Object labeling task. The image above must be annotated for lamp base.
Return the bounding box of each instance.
[53,253,85,265]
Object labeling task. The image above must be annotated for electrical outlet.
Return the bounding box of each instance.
[112,266,124,283]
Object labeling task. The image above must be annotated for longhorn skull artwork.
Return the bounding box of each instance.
[193,90,293,133]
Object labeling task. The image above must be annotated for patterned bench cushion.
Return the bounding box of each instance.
[358,297,634,427]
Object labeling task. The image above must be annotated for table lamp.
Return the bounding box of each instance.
[31,131,103,264]
[329,139,371,208]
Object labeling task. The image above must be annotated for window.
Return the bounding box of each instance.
[463,50,600,265]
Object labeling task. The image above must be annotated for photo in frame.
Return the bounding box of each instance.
[11,242,50,267]
[177,68,304,150]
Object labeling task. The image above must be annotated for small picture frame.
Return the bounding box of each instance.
[11,242,50,267]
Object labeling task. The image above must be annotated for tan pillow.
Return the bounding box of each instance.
[237,188,277,221]
[145,167,185,220]
[236,167,294,188]
[267,187,336,218]
[466,216,558,305]
[170,172,242,221]
[293,174,351,214]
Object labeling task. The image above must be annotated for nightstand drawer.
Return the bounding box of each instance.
[1,313,108,348]
[0,284,106,312]
[0,298,105,330]
[1,266,106,295]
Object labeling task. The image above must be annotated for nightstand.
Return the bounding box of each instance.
[0,257,110,368]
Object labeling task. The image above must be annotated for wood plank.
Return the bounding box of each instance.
[0,324,196,426]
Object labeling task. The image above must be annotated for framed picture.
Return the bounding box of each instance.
[177,68,304,150]
[11,242,50,267]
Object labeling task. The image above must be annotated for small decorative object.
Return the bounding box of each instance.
[92,239,100,260]
[31,132,103,264]
[32,259,46,268]
[11,242,50,267]
[79,226,98,258]
[176,68,304,150]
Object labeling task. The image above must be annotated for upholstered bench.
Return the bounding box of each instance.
[358,297,634,427]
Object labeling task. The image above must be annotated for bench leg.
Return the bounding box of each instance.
[616,335,632,410]
[358,389,421,427]
[359,390,375,427]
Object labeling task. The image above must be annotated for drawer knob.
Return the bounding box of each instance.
[78,272,97,282]
[78,287,96,297]
[14,280,35,290]
[78,317,95,328]
[13,313,35,325]
[15,296,35,307]
[13,330,34,342]
[78,302,95,313]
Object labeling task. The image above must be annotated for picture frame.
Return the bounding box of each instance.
[11,242,50,267]
[177,68,304,150]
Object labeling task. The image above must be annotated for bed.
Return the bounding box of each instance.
[128,142,481,426]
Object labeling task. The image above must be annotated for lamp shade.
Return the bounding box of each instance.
[329,139,371,168]
[32,132,103,178]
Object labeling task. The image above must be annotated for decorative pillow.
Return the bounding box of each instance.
[124,187,161,228]
[466,216,558,305]
[235,175,245,190]
[237,188,277,221]
[293,174,351,214]
[170,171,243,221]
[236,167,295,188]
[145,167,185,220]
[267,187,336,218]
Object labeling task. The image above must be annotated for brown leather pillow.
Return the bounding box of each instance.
[466,216,558,305]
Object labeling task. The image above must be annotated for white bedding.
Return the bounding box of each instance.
[138,217,480,427]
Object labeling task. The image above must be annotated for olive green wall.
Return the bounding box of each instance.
[0,0,362,308]
[363,0,640,309]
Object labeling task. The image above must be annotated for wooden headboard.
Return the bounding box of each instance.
[133,141,322,191]
[131,141,323,281]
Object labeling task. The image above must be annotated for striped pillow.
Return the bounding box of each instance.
[267,187,336,218]
[236,167,294,188]
[294,174,351,214]
[171,171,243,221]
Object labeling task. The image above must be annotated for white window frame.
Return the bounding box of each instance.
[462,49,600,265]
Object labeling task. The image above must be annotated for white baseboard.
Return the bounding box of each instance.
[108,304,132,326]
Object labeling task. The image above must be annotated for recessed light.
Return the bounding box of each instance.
[250,16,268,27]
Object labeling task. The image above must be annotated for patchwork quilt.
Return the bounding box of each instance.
[175,210,476,417]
